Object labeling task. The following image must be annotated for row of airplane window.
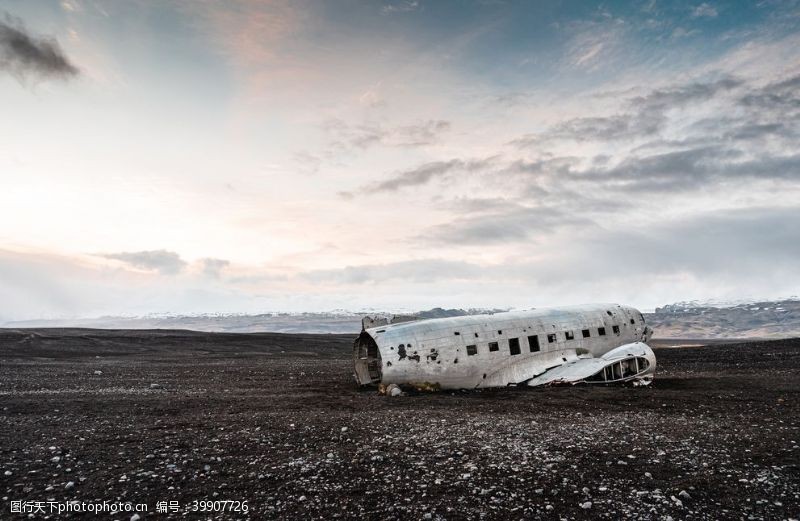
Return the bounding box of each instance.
[465,325,621,357]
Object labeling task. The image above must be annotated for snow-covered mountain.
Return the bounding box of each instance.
[646,298,800,338]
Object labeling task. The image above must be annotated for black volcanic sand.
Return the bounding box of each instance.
[1,329,798,520]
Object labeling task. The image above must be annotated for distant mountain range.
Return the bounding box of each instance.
[0,307,506,335]
[645,298,800,338]
[4,300,800,339]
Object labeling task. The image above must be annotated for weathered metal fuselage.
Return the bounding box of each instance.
[353,304,655,390]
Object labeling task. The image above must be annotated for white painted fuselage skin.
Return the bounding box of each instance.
[353,304,655,389]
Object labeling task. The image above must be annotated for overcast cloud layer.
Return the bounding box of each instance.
[1,0,799,320]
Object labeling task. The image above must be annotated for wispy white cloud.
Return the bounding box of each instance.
[691,3,718,18]
[564,12,627,70]
[382,1,420,14]
[323,118,451,151]
[200,257,230,279]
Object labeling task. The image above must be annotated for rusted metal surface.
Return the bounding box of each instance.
[353,304,656,390]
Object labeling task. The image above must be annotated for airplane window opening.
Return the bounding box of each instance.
[612,325,620,335]
[582,329,590,338]
[622,358,637,377]
[509,338,521,355]
[454,331,460,335]
[598,327,606,336]
[528,335,540,352]
[466,344,477,356]
[547,333,557,343]
[630,318,635,325]
[474,332,479,338]
[488,342,499,352]
[497,330,502,335]
[565,331,574,340]
[607,310,613,316]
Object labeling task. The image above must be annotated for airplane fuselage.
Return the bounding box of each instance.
[353,304,655,390]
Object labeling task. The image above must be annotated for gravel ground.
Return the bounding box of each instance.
[0,329,798,520]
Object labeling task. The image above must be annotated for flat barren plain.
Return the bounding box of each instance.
[1,329,798,520]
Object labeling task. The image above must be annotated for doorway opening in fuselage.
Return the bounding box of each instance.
[353,332,383,386]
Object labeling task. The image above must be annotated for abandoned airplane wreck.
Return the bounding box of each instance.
[353,304,655,390]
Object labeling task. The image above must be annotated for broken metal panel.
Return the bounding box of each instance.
[361,314,420,331]
[354,303,658,390]
[480,349,584,388]
[389,314,419,325]
[361,316,389,330]
[525,342,656,387]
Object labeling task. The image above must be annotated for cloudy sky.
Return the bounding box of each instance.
[1,0,799,320]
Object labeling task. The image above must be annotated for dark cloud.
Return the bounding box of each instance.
[553,113,663,141]
[514,77,743,147]
[512,113,664,146]
[573,147,800,192]
[423,205,596,245]
[504,73,800,197]
[573,146,729,191]
[100,250,187,275]
[370,160,459,191]
[631,136,719,152]
[628,77,742,113]
[723,122,795,141]
[368,139,799,206]
[682,115,797,142]
[739,73,800,112]
[367,157,499,192]
[0,13,79,80]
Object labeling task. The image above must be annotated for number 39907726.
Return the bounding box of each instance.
[190,500,249,513]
